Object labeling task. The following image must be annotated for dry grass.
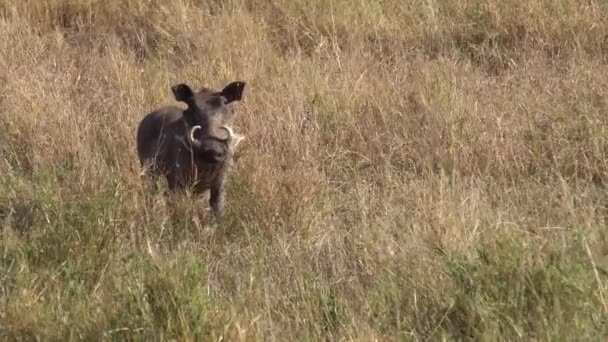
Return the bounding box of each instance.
[1,0,607,340]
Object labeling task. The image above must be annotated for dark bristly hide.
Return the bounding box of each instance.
[136,81,246,217]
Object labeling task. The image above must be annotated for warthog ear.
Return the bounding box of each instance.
[171,84,194,102]
[220,81,246,104]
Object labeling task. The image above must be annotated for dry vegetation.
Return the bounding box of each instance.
[1,0,607,340]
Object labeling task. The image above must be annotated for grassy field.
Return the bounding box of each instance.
[1,0,607,340]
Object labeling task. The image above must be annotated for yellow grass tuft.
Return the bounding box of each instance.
[0,0,607,340]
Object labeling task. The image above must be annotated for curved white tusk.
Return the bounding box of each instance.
[219,125,233,144]
[189,125,202,144]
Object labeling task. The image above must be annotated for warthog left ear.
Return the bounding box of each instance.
[171,83,194,102]
[220,81,246,104]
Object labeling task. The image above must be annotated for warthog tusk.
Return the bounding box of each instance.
[219,126,233,144]
[189,125,202,144]
[221,125,245,149]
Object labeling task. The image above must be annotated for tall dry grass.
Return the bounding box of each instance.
[1,0,607,340]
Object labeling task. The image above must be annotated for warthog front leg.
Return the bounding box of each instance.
[209,178,225,217]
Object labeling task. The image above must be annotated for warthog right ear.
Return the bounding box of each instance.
[171,84,194,102]
[220,81,246,104]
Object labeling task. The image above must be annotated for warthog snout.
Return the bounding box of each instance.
[188,125,232,164]
[136,80,246,217]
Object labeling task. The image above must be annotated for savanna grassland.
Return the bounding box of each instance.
[1,0,607,340]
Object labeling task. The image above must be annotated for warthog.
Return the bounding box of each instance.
[136,80,246,216]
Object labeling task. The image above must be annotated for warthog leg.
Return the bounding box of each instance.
[209,178,225,217]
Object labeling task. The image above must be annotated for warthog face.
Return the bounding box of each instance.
[136,80,246,217]
[172,82,245,164]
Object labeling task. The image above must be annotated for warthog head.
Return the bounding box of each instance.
[136,80,247,217]
[172,81,246,163]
